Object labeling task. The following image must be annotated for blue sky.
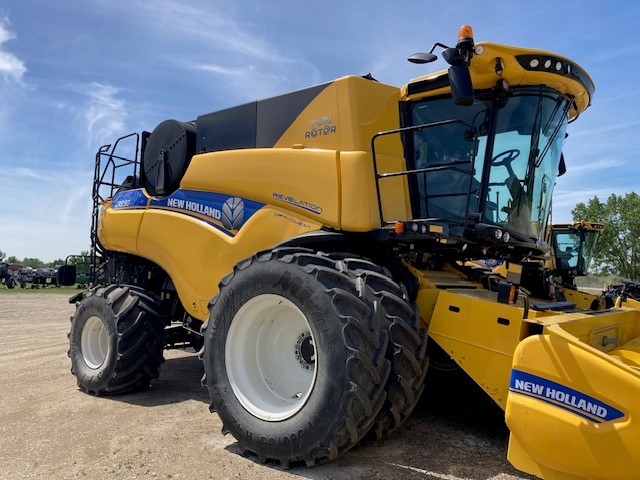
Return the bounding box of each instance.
[0,0,638,261]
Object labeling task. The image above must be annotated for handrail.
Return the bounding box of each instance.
[371,119,478,228]
[89,133,140,285]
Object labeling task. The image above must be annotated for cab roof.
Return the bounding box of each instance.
[403,42,594,120]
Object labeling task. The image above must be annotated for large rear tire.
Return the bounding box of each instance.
[201,248,390,467]
[68,285,165,395]
[325,254,428,441]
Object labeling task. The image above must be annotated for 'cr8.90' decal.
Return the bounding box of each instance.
[112,189,148,209]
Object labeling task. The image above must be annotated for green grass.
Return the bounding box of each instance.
[0,285,85,294]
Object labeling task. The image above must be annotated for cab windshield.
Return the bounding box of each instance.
[553,229,599,274]
[405,87,570,242]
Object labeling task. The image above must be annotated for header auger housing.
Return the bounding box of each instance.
[67,26,640,479]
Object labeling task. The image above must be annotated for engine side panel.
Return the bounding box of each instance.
[100,189,323,320]
[180,149,341,228]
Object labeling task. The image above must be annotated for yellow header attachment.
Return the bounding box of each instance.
[403,41,594,120]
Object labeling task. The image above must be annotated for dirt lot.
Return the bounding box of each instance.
[0,293,533,480]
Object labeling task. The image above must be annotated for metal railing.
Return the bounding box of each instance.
[90,133,140,284]
[370,119,478,228]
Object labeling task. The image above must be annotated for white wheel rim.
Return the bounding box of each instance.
[81,316,109,369]
[226,294,317,421]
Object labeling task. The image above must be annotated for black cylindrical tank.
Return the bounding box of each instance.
[143,119,196,196]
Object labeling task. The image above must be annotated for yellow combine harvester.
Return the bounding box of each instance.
[63,26,640,479]
[547,221,608,308]
[496,221,609,309]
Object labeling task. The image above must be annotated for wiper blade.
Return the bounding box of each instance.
[524,95,544,191]
[536,100,571,168]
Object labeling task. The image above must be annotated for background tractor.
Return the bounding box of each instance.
[606,279,640,303]
[0,262,17,289]
[67,26,640,479]
[14,266,59,289]
[547,221,610,308]
[505,221,609,310]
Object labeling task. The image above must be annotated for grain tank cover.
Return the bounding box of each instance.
[195,82,330,153]
[143,119,196,196]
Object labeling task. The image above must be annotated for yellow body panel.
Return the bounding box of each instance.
[423,289,533,408]
[562,288,601,310]
[100,199,322,320]
[98,199,145,254]
[339,151,411,229]
[179,146,410,233]
[337,151,381,229]
[181,148,341,228]
[273,75,401,153]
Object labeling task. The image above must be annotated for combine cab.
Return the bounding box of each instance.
[550,222,603,281]
[511,221,608,309]
[548,221,608,309]
[67,26,640,479]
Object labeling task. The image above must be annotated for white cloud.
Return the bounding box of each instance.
[0,17,26,84]
[189,62,292,99]
[195,64,249,76]
[83,82,127,145]
[129,1,287,64]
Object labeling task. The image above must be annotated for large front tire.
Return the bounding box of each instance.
[201,249,390,467]
[68,285,165,395]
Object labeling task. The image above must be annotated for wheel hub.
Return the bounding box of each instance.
[80,316,109,369]
[294,331,315,369]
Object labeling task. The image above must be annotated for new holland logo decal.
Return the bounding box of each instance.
[144,189,264,235]
[221,197,244,230]
[509,370,624,423]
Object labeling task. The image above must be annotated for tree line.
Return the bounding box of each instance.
[572,192,640,280]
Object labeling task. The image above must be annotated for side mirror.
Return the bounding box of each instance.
[558,153,567,177]
[448,65,474,106]
[408,52,438,64]
[442,48,474,106]
[57,265,77,286]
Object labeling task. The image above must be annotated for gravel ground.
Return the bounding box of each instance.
[0,293,534,480]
